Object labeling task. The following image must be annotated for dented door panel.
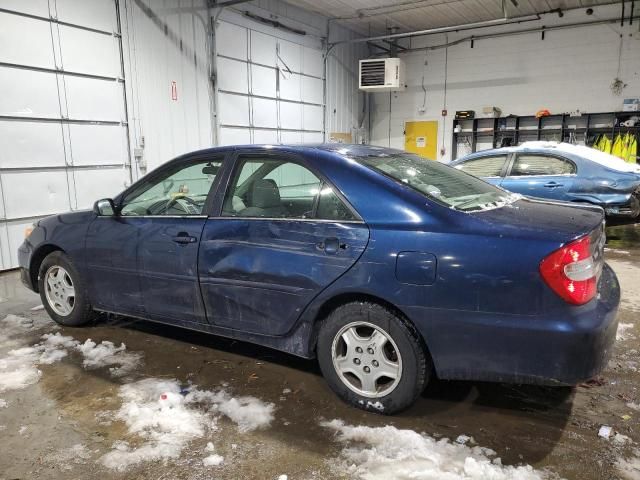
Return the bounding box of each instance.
[198,218,369,335]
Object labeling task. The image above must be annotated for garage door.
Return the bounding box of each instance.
[0,0,131,270]
[215,19,325,146]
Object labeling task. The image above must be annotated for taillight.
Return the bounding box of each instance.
[539,235,598,305]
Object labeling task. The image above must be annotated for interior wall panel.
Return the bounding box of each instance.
[63,76,125,120]
[301,76,323,104]
[0,0,131,270]
[252,98,278,128]
[216,21,248,60]
[217,57,249,94]
[253,129,279,144]
[279,72,302,102]
[219,127,251,146]
[0,13,54,67]
[54,0,118,32]
[68,124,127,166]
[279,102,303,130]
[0,0,49,16]
[0,69,62,118]
[0,122,66,169]
[2,171,71,218]
[250,31,277,66]
[219,93,250,126]
[250,65,277,97]
[71,168,128,210]
[58,26,121,77]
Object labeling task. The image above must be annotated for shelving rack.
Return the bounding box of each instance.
[451,110,640,160]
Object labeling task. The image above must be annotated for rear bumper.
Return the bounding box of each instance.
[408,263,620,385]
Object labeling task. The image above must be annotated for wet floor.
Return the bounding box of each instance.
[1,223,639,479]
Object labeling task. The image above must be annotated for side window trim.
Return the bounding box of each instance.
[212,149,364,222]
[506,152,577,178]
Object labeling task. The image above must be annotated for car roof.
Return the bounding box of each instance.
[179,143,405,158]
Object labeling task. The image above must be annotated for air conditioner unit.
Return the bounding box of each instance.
[359,58,406,92]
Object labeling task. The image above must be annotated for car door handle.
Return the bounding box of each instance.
[317,237,346,254]
[544,181,563,188]
[172,232,197,244]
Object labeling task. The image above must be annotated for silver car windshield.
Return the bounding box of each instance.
[354,153,521,212]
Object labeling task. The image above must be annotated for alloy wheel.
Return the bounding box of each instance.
[331,321,403,398]
[44,265,75,316]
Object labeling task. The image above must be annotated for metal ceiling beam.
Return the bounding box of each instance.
[329,14,541,45]
[367,14,640,55]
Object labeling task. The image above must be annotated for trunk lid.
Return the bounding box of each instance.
[466,197,605,245]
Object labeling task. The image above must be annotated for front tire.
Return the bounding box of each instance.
[38,251,94,327]
[317,301,430,414]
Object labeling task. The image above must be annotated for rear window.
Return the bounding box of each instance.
[352,153,520,212]
[456,155,507,177]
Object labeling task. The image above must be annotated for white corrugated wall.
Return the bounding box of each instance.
[326,24,367,143]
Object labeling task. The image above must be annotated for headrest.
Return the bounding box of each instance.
[250,179,281,208]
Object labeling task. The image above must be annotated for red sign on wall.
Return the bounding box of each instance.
[171,81,178,101]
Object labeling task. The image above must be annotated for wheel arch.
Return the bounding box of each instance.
[29,244,66,292]
[310,291,434,367]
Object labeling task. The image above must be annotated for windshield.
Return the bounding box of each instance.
[353,153,520,212]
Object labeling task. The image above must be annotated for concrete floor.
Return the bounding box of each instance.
[0,223,639,480]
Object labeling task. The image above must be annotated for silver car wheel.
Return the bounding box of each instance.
[44,265,75,316]
[331,321,403,398]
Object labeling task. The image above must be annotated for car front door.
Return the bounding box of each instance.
[500,153,576,200]
[198,151,369,336]
[454,154,509,186]
[86,154,226,324]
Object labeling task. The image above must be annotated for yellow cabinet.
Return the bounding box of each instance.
[404,121,438,160]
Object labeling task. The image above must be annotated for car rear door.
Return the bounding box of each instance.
[453,154,509,186]
[198,150,369,336]
[500,152,576,200]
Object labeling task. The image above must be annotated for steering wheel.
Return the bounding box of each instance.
[164,196,200,215]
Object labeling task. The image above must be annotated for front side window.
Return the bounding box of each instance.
[352,152,519,212]
[223,156,357,220]
[456,155,507,177]
[510,154,576,176]
[120,159,222,216]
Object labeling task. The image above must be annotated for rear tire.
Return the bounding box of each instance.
[38,251,94,327]
[317,301,430,414]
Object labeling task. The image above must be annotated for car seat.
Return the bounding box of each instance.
[239,179,286,217]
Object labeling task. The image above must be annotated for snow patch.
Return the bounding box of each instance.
[101,378,274,471]
[520,142,640,174]
[203,454,224,466]
[77,339,142,377]
[0,399,6,408]
[187,388,275,433]
[0,333,76,393]
[0,315,143,393]
[618,323,636,341]
[322,419,551,480]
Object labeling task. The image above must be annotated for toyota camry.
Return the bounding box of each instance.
[18,144,620,414]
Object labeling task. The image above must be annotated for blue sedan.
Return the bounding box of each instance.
[18,144,620,414]
[451,142,640,218]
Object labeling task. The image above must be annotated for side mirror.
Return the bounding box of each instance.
[94,198,116,216]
